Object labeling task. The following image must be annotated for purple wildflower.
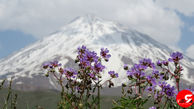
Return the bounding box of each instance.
[93,62,105,73]
[127,64,147,78]
[146,85,156,92]
[79,59,91,68]
[50,61,61,67]
[159,82,176,98]
[162,60,169,66]
[124,64,128,70]
[134,64,146,71]
[127,70,133,77]
[43,61,62,69]
[78,45,87,54]
[139,58,155,69]
[43,62,50,69]
[156,60,162,66]
[100,48,111,61]
[152,70,159,75]
[169,52,183,63]
[108,71,118,78]
[89,73,96,79]
[63,68,78,78]
[152,70,160,79]
[146,75,156,85]
[85,50,98,62]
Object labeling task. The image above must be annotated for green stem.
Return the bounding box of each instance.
[176,78,180,92]
[13,94,17,109]
[85,89,89,109]
[136,79,141,109]
[163,98,168,109]
[97,84,100,109]
[3,79,13,109]
[0,79,6,90]
[60,80,64,100]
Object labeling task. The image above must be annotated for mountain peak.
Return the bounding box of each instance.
[60,15,121,38]
[70,14,104,24]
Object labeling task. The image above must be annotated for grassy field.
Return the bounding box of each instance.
[1,88,192,109]
[0,89,118,109]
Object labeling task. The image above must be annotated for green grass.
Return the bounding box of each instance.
[2,88,192,109]
[0,89,118,109]
[0,89,59,109]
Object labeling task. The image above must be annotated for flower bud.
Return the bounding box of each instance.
[79,103,83,108]
[124,65,128,70]
[163,61,168,66]
[109,81,114,88]
[160,72,165,75]
[65,84,69,89]
[122,83,127,87]
[98,75,102,78]
[163,75,169,80]
[45,73,49,77]
[75,59,79,63]
[127,89,132,94]
[148,94,152,98]
[43,65,48,69]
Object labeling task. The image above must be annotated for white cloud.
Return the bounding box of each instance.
[156,0,194,16]
[0,3,5,18]
[0,0,183,47]
[114,0,182,46]
[186,45,194,59]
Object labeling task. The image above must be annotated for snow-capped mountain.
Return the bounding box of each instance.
[0,15,194,91]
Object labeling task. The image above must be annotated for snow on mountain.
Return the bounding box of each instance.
[0,15,194,91]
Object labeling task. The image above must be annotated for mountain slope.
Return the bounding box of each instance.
[0,15,194,91]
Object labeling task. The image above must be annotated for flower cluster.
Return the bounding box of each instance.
[100,48,111,61]
[139,58,155,69]
[125,58,155,80]
[158,81,176,98]
[43,48,188,109]
[119,51,185,109]
[108,71,118,78]
[147,81,176,100]
[43,45,118,108]
[77,45,100,69]
[63,68,78,79]
[168,52,183,63]
[76,45,117,80]
[157,52,183,67]
[157,51,183,92]
[43,60,61,69]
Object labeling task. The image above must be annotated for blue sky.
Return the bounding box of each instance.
[0,30,36,59]
[178,13,194,50]
[0,0,194,59]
